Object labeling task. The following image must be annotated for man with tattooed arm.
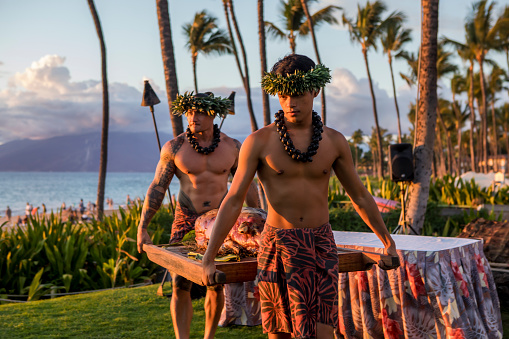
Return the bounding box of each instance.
[137,92,259,339]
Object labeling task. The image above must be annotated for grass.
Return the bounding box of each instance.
[0,284,265,339]
[1,280,508,338]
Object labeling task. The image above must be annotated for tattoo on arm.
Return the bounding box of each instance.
[140,136,184,229]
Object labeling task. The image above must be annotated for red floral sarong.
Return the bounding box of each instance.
[257,223,339,338]
[168,202,201,244]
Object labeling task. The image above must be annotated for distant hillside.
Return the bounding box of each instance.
[0,132,172,172]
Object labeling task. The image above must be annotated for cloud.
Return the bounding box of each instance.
[0,55,416,146]
[323,68,414,138]
[0,55,169,144]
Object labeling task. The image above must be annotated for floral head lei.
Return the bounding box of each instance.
[261,64,332,96]
[171,92,233,118]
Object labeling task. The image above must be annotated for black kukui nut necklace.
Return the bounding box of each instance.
[274,110,323,163]
[186,124,221,155]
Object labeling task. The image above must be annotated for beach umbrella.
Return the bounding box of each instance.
[141,80,174,216]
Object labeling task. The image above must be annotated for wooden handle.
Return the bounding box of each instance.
[214,270,226,284]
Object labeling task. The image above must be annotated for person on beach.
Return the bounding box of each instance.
[5,206,12,222]
[25,202,31,217]
[137,92,260,339]
[202,54,400,339]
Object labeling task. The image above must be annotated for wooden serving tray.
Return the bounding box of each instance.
[144,244,399,286]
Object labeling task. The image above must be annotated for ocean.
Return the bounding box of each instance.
[0,172,180,217]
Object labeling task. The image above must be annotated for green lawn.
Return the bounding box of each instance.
[1,284,508,338]
[0,284,265,339]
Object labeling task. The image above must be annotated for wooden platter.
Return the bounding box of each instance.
[144,244,399,286]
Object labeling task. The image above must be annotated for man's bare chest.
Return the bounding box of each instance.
[174,146,236,176]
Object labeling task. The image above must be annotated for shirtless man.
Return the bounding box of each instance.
[202,54,399,339]
[137,92,259,339]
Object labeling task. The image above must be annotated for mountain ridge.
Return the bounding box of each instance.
[0,132,172,172]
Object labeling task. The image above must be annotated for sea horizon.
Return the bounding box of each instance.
[1,171,180,217]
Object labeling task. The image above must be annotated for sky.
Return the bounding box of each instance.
[1,0,508,145]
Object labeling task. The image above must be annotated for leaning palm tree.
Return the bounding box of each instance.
[182,10,232,93]
[156,0,183,137]
[223,0,258,132]
[342,0,403,178]
[380,20,412,143]
[405,0,439,235]
[87,0,109,221]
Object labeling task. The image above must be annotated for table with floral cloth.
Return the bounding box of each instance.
[333,231,503,339]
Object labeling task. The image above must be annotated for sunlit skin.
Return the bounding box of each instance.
[201,90,398,339]
[137,109,259,339]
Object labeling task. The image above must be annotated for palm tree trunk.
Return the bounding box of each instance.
[156,0,183,137]
[388,55,402,143]
[258,0,271,126]
[468,64,476,172]
[451,93,462,174]
[437,107,453,174]
[192,56,198,93]
[224,0,258,131]
[405,0,439,235]
[362,47,384,178]
[88,0,109,221]
[478,56,488,173]
[300,0,326,125]
[490,99,498,171]
[435,121,446,176]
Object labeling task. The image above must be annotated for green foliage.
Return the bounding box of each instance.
[261,64,332,96]
[171,91,232,117]
[0,202,173,299]
[429,174,509,206]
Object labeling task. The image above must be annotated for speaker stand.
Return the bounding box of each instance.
[392,181,418,235]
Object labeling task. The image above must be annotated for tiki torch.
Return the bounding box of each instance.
[141,80,174,215]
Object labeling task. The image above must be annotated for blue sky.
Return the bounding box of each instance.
[1,0,507,145]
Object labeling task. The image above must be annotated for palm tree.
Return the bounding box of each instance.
[87,0,109,221]
[405,0,439,235]
[222,0,258,132]
[264,0,340,54]
[464,0,508,172]
[486,64,506,171]
[156,0,183,137]
[499,103,509,158]
[450,73,469,173]
[342,1,403,178]
[300,0,342,125]
[350,129,364,170]
[182,10,232,93]
[496,6,509,72]
[258,0,271,126]
[380,20,412,143]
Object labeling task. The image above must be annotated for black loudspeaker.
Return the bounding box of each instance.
[389,143,414,182]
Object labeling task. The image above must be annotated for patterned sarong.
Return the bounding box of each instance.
[168,202,201,244]
[257,223,339,338]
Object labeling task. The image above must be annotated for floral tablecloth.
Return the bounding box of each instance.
[333,231,503,339]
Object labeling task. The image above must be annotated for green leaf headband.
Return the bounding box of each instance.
[261,64,332,96]
[171,92,233,118]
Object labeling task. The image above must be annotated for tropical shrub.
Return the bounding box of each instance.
[0,202,173,301]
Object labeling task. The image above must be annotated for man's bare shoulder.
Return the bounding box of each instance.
[220,132,242,152]
[324,126,348,145]
[161,133,186,160]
